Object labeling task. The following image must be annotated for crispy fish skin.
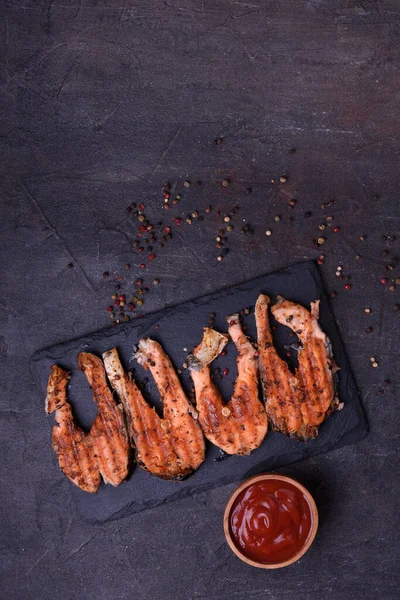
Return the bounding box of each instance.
[103,348,186,480]
[78,352,129,486]
[135,339,205,476]
[189,318,268,456]
[46,365,100,493]
[270,296,340,440]
[255,294,304,438]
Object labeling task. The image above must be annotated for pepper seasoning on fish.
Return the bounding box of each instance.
[188,315,268,455]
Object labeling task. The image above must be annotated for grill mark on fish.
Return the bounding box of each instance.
[255,294,304,438]
[46,365,100,493]
[188,320,268,456]
[134,339,205,477]
[103,347,187,480]
[270,296,340,441]
[78,353,129,486]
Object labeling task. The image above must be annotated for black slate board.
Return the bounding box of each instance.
[30,261,367,523]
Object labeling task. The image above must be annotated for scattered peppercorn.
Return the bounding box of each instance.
[364,308,371,314]
[184,181,191,188]
[274,215,281,222]
[288,199,296,207]
[389,285,396,292]
[318,224,326,231]
[317,237,325,245]
[103,271,110,278]
[394,304,400,311]
[223,368,229,376]
[140,263,146,269]
[124,263,130,270]
[380,277,388,284]
[148,254,155,261]
[366,326,373,333]
[226,225,233,232]
[265,230,272,236]
[326,216,333,222]
[224,216,231,222]
[280,176,287,183]
[360,235,366,241]
[215,137,223,145]
[221,179,230,187]
[107,306,113,312]
[67,263,73,269]
[356,255,361,260]
[344,283,351,290]
[191,211,198,218]
[330,291,337,298]
[205,206,212,214]
[217,255,223,262]
[333,226,340,233]
[372,361,379,368]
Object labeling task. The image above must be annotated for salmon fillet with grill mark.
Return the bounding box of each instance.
[255,294,305,439]
[188,315,268,455]
[78,352,129,486]
[103,347,190,480]
[134,339,205,477]
[46,365,100,493]
[256,294,340,441]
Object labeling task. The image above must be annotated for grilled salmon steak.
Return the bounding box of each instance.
[77,352,129,486]
[188,315,268,455]
[134,339,205,478]
[103,347,191,480]
[256,294,339,441]
[46,365,101,493]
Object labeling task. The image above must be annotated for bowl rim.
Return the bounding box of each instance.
[223,473,319,569]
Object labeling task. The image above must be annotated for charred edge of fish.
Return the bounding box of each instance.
[186,353,203,371]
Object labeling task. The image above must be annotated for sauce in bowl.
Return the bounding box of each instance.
[227,476,316,566]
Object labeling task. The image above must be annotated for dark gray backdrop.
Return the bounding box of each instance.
[1,2,399,600]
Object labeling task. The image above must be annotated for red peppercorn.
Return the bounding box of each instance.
[138,204,144,210]
[129,303,135,311]
[174,217,181,225]
[147,224,153,231]
[137,233,142,238]
[107,305,113,312]
[344,283,351,290]
[138,247,144,252]
[164,193,170,199]
[163,204,169,210]
[113,274,119,280]
[148,253,155,261]
[164,226,171,234]
[221,350,226,357]
[118,294,125,301]
[333,226,340,233]
[114,300,120,307]
[140,263,146,269]
[223,368,229,376]
[380,277,388,284]
[135,278,143,286]
[139,225,147,232]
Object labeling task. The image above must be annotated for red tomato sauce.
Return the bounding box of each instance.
[229,479,313,564]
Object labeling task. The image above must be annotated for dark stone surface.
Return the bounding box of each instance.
[1,1,399,599]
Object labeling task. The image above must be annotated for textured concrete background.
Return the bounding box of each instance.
[1,1,399,599]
